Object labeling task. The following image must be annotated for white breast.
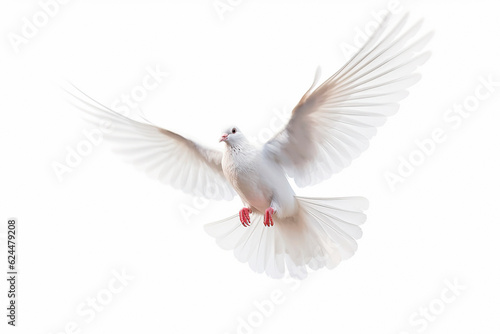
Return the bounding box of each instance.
[222,145,272,213]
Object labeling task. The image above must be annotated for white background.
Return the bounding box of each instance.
[1,0,499,333]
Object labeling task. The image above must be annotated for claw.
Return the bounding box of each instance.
[239,208,252,227]
[264,207,275,227]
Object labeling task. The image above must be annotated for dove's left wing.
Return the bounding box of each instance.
[263,14,432,187]
[67,87,235,200]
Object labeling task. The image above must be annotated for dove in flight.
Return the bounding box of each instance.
[68,13,432,279]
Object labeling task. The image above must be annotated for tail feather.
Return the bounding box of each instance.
[204,196,368,279]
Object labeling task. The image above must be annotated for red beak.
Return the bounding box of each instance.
[219,133,228,142]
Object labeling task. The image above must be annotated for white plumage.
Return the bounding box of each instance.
[68,13,431,279]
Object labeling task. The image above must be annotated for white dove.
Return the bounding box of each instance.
[68,13,432,279]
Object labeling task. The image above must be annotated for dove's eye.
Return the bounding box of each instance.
[232,128,237,134]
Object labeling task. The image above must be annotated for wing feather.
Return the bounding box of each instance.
[264,14,432,187]
[66,85,235,200]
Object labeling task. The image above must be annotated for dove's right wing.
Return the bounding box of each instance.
[67,87,236,201]
[263,14,432,187]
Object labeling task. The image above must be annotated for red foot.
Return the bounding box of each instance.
[264,207,275,227]
[239,208,252,227]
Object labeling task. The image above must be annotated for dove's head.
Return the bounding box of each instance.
[220,126,246,146]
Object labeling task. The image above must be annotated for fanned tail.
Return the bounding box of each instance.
[204,196,368,279]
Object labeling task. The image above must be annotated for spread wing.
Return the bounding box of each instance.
[66,85,235,200]
[264,14,433,187]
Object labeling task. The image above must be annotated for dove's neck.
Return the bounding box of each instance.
[225,139,252,155]
[222,139,259,195]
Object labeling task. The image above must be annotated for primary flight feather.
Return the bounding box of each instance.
[68,13,431,279]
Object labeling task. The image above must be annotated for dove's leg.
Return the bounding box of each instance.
[239,207,252,227]
[263,207,275,227]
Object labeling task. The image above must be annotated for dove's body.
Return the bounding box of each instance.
[74,13,431,278]
[221,139,297,217]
